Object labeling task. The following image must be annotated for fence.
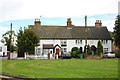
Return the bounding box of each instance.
[25,54,55,59]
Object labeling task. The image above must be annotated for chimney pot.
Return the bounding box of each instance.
[67,18,71,21]
[95,20,102,26]
[67,18,72,27]
[34,19,41,26]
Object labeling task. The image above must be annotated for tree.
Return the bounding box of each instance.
[84,45,91,53]
[114,15,120,49]
[16,28,39,54]
[84,45,87,53]
[2,30,16,52]
[79,47,83,53]
[87,44,91,52]
[97,40,103,55]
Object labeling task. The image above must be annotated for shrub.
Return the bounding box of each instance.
[97,40,103,55]
[71,47,79,57]
[84,45,87,53]
[72,51,77,57]
[87,44,91,52]
[71,47,79,52]
[91,45,97,55]
[79,47,83,54]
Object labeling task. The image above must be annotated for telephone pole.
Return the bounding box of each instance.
[85,16,87,46]
[8,23,12,60]
[10,23,12,52]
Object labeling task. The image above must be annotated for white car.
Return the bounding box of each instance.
[103,52,115,58]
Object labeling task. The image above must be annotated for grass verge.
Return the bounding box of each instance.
[1,59,118,78]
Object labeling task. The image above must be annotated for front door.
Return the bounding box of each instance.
[56,48,60,56]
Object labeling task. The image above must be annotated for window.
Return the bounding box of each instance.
[61,40,67,46]
[37,48,41,54]
[76,40,82,44]
[62,48,67,52]
[43,49,50,55]
[102,40,108,44]
[104,48,108,52]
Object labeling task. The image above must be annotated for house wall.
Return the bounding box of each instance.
[35,39,112,55]
[0,45,7,56]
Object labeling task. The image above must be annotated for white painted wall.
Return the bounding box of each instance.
[102,40,112,52]
[35,39,112,55]
[0,45,7,56]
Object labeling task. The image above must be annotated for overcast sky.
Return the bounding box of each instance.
[0,0,119,21]
[0,0,119,38]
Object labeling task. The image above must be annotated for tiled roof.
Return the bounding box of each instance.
[29,25,112,40]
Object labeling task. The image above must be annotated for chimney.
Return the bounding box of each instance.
[67,18,72,27]
[34,19,41,26]
[95,20,102,26]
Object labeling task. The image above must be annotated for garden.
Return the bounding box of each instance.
[61,40,104,59]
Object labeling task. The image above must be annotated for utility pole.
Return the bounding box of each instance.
[8,23,12,60]
[85,16,87,46]
[10,23,12,52]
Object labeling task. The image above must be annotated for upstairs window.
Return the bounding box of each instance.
[61,40,67,46]
[102,40,108,44]
[76,40,82,44]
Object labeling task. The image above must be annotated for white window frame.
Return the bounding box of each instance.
[61,40,67,45]
[76,40,82,44]
[62,48,67,52]
[102,40,108,44]
[104,48,109,53]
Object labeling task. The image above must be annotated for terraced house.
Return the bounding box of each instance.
[28,18,112,57]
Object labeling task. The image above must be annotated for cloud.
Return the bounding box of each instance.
[0,0,24,21]
[0,25,10,38]
[0,0,119,22]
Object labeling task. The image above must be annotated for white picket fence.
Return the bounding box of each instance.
[25,53,56,59]
[26,55,48,59]
[10,52,17,59]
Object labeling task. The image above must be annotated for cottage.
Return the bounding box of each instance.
[28,18,112,58]
[0,42,7,56]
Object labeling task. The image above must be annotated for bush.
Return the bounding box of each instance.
[91,45,97,55]
[97,40,103,55]
[87,44,91,52]
[84,45,87,53]
[71,47,79,57]
[79,47,83,54]
[72,51,77,57]
[71,47,79,52]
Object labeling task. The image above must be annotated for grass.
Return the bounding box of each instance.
[1,59,118,78]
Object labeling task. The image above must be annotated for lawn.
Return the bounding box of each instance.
[1,59,118,78]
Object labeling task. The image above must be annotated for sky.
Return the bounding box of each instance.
[0,0,119,39]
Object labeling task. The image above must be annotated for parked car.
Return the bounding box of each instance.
[60,52,71,59]
[103,52,115,58]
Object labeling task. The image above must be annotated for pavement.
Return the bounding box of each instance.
[0,75,24,80]
[0,57,25,60]
[0,74,38,80]
[0,57,8,60]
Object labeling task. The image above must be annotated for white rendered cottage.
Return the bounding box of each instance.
[28,18,112,58]
[0,42,7,56]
